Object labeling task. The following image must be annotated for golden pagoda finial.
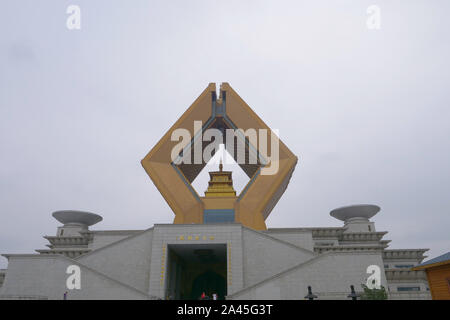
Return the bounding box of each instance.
[204,160,236,198]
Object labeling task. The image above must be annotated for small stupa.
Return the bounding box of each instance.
[204,160,236,198]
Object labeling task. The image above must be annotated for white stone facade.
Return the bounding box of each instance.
[0,214,431,300]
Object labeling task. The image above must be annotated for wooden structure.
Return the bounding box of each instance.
[412,252,450,300]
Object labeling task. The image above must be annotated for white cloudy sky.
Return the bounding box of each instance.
[1,1,449,269]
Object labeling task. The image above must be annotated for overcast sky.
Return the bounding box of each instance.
[1,1,449,269]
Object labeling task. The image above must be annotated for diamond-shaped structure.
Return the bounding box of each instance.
[141,83,298,230]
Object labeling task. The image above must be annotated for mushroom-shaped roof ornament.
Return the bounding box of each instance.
[52,210,103,227]
[330,204,380,222]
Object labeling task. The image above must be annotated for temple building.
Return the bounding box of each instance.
[0,83,432,300]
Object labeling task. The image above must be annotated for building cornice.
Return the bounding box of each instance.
[2,254,55,260]
[314,244,387,254]
[78,229,146,241]
[308,228,346,238]
[80,230,145,235]
[43,236,89,246]
[264,228,313,234]
[385,269,428,281]
[35,249,91,258]
[383,249,428,261]
[339,232,388,242]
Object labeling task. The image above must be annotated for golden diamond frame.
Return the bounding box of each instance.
[141,83,297,230]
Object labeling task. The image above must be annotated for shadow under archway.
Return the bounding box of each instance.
[191,270,227,300]
[166,244,227,300]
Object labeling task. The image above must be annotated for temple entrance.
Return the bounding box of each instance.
[166,244,227,300]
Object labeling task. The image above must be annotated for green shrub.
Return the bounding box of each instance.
[360,284,388,300]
